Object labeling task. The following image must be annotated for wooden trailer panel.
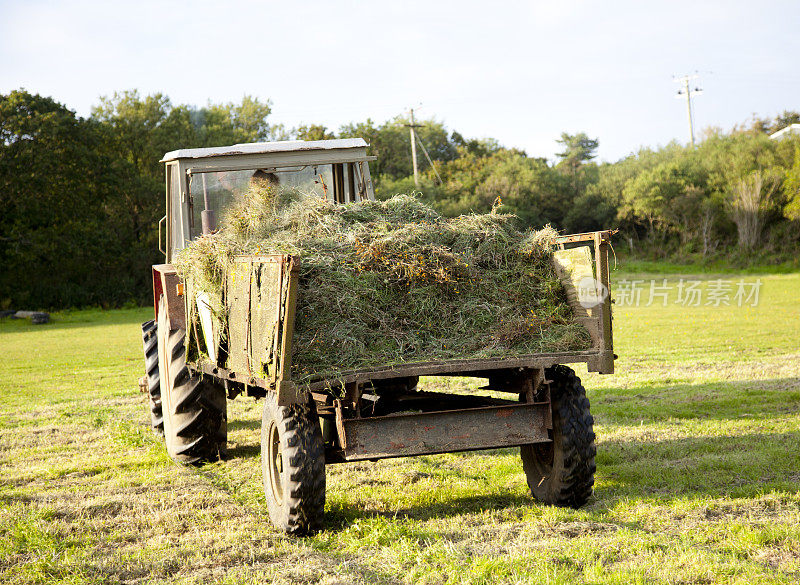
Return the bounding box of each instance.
[222,254,302,405]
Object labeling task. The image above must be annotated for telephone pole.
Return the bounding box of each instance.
[674,74,703,146]
[405,108,422,187]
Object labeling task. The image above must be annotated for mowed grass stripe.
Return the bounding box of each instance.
[1,273,799,583]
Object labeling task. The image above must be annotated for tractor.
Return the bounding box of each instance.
[140,138,614,534]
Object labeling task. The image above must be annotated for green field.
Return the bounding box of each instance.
[2,271,799,584]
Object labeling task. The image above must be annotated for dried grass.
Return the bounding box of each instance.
[175,186,590,382]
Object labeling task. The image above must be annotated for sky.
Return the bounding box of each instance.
[2,0,799,163]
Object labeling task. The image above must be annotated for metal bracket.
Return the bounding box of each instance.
[524,368,545,403]
[334,399,347,449]
[276,380,301,406]
[158,215,167,256]
[344,382,362,415]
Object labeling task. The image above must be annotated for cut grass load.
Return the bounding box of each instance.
[174,187,590,382]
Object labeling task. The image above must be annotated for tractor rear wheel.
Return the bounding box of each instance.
[141,320,164,435]
[157,298,227,464]
[520,365,596,508]
[261,392,326,535]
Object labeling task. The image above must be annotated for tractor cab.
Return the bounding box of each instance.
[159,138,376,262]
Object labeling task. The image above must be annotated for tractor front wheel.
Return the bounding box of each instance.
[140,320,164,435]
[261,393,326,535]
[157,297,227,464]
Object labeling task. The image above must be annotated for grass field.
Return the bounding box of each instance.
[2,269,799,584]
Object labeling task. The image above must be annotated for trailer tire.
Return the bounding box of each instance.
[261,393,326,535]
[141,320,164,435]
[158,301,227,465]
[521,365,596,508]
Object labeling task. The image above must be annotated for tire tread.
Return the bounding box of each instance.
[141,320,164,434]
[521,365,596,508]
[162,325,227,465]
[262,395,325,535]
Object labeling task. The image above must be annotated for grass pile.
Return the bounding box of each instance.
[175,185,591,382]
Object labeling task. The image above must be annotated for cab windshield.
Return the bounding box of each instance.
[188,165,333,238]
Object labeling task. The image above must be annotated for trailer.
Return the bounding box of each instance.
[140,138,615,535]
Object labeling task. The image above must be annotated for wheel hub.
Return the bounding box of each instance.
[267,422,284,501]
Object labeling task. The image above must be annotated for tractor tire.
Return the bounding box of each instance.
[141,320,164,435]
[521,365,596,508]
[261,392,326,535]
[157,300,227,465]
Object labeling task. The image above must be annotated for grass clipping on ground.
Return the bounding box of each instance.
[175,185,591,383]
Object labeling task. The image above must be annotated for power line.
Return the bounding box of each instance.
[674,73,703,146]
[414,133,443,185]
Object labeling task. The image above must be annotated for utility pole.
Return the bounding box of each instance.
[674,74,703,146]
[405,108,422,187]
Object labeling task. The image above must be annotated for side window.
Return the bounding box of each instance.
[353,162,368,201]
[272,165,333,200]
[189,171,245,238]
[167,163,186,259]
[331,163,365,203]
[332,164,345,203]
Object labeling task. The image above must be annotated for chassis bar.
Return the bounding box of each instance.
[327,401,551,462]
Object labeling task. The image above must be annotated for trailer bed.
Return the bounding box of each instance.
[183,230,615,403]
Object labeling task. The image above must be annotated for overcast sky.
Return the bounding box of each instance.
[2,0,798,162]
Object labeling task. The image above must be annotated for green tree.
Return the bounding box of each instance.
[554,132,600,208]
[620,157,708,237]
[727,169,781,249]
[91,91,200,297]
[294,124,336,141]
[744,110,800,135]
[426,149,569,228]
[92,91,196,178]
[192,95,276,145]
[451,132,502,158]
[0,90,122,307]
[91,92,279,304]
[783,146,800,220]
[555,132,599,171]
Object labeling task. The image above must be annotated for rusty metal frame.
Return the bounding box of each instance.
[304,350,601,391]
[152,264,185,330]
[593,232,615,373]
[550,230,616,374]
[275,257,301,404]
[327,401,552,462]
[197,362,271,391]
[551,229,617,246]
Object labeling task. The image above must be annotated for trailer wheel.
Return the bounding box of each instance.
[261,393,326,535]
[157,299,227,465]
[140,320,163,435]
[521,365,596,508]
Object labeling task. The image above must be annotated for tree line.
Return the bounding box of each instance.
[1,89,799,309]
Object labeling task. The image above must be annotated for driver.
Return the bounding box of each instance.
[251,169,280,187]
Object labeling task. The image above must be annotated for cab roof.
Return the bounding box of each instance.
[161,138,368,163]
